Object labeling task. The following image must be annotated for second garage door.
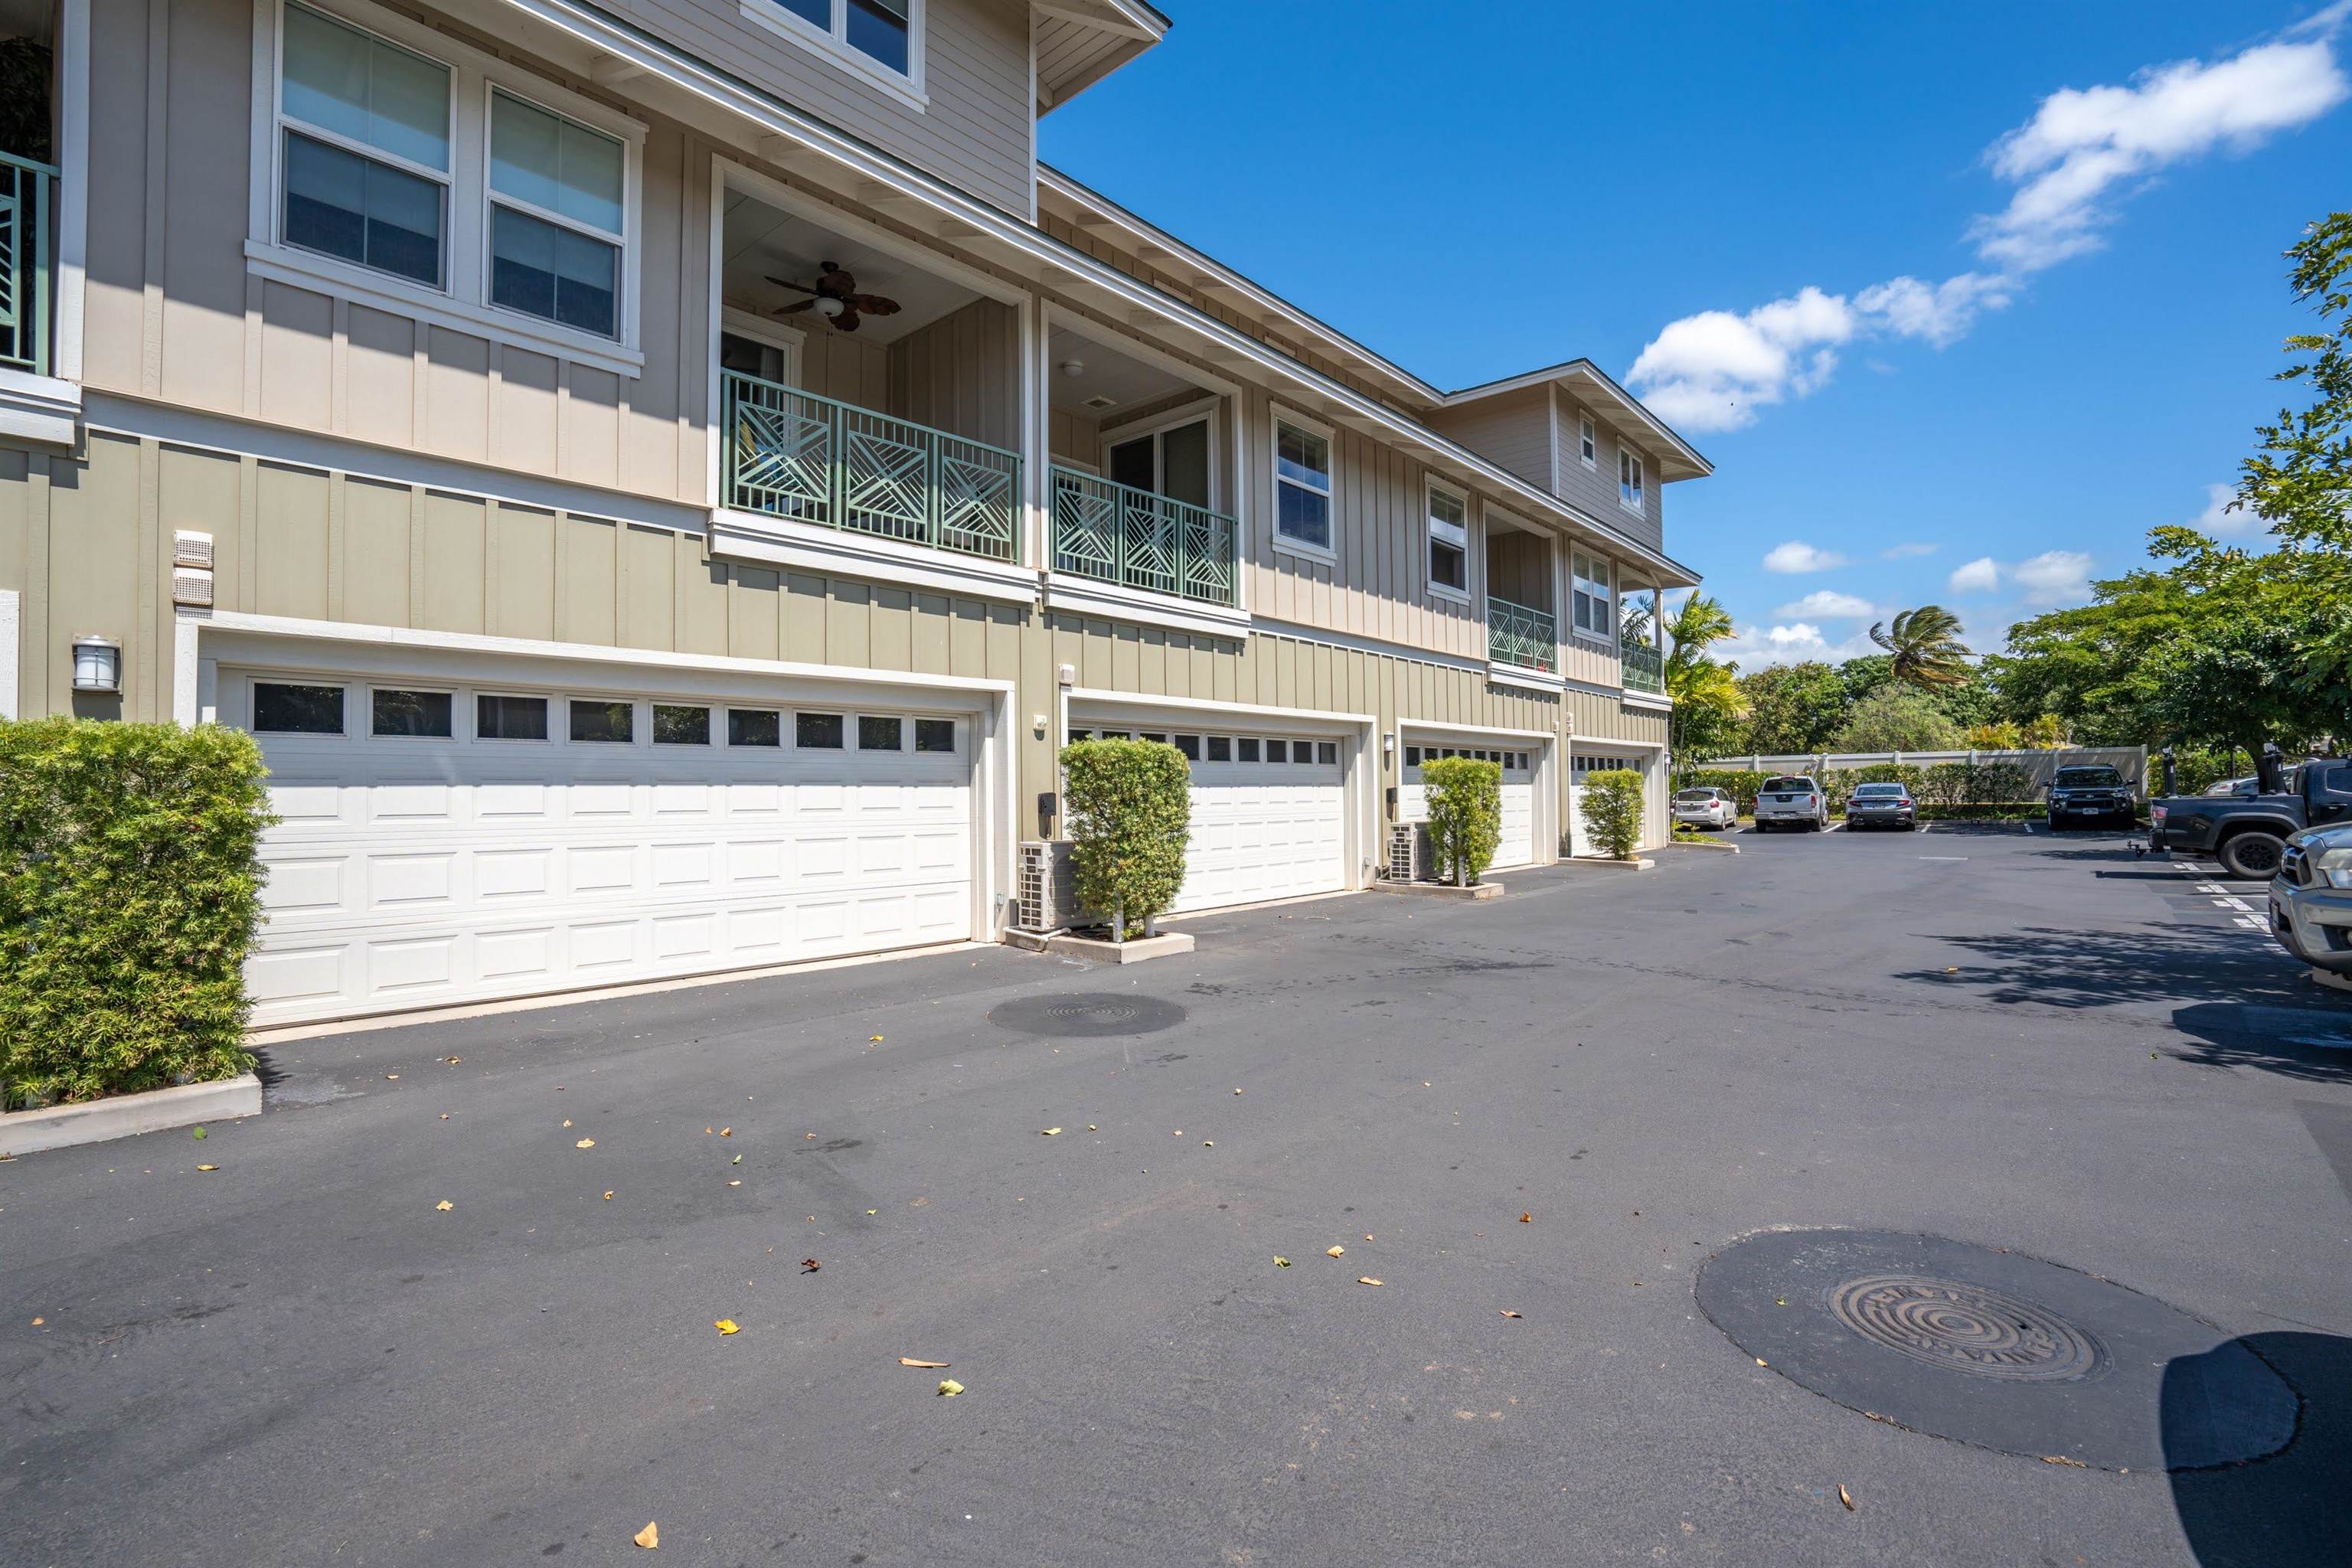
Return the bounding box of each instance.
[1403,743,1536,868]
[234,663,978,1026]
[1073,724,1348,913]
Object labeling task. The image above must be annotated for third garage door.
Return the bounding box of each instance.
[1073,723,1348,913]
[1403,742,1536,868]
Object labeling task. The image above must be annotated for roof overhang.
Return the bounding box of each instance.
[1443,360,1711,482]
[1033,0,1168,113]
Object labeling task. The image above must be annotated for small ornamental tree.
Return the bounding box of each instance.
[2,718,275,1108]
[1579,767,1645,861]
[1060,737,1191,941]
[1422,755,1501,887]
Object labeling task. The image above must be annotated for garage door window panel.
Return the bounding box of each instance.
[570,700,635,743]
[477,693,548,740]
[859,715,905,752]
[371,688,452,737]
[796,711,844,750]
[654,704,710,744]
[915,718,958,754]
[254,681,348,734]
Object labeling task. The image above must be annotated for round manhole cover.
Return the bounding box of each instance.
[1828,1274,2102,1383]
[987,992,1187,1037]
[1696,1230,2297,1470]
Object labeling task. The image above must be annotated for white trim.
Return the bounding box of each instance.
[1572,733,1668,750]
[737,0,928,112]
[0,369,81,446]
[479,82,635,345]
[1578,413,1598,470]
[1399,717,1553,743]
[1618,447,1645,514]
[1042,575,1250,641]
[52,0,91,387]
[490,0,1702,586]
[719,305,805,376]
[708,509,1041,606]
[0,589,18,720]
[1246,615,1488,678]
[1067,687,1371,730]
[1488,664,1566,694]
[1623,691,1673,713]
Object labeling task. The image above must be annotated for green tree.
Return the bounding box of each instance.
[1736,662,1850,755]
[1422,756,1502,887]
[1868,606,1973,689]
[1578,769,1646,861]
[1663,593,1741,778]
[1831,687,1965,753]
[1060,739,1191,940]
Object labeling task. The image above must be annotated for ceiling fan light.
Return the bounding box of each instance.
[815,296,844,318]
[1059,358,1086,377]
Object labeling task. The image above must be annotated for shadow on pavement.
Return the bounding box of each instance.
[2165,1001,2352,1085]
[1900,922,2313,1013]
[2169,1331,2352,1567]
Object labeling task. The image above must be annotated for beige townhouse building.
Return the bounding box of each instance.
[0,0,1707,1026]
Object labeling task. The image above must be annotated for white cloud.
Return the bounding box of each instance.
[2187,480,2259,534]
[1975,26,2350,271]
[1774,590,1878,619]
[1625,11,2349,431]
[1881,541,1939,560]
[2013,549,2096,605]
[1762,540,1852,573]
[1949,556,2001,593]
[1717,621,1881,670]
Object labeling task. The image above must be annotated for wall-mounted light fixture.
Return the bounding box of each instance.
[71,635,121,694]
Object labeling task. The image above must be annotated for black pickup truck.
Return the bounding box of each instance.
[2149,754,2352,877]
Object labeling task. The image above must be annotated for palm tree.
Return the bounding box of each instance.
[1663,593,1741,779]
[1869,605,1972,688]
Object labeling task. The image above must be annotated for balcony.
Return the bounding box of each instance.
[2,151,56,377]
[1622,630,1665,695]
[1050,466,1239,607]
[722,371,1021,562]
[1487,595,1557,673]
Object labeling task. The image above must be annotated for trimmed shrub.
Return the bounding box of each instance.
[1579,767,1646,860]
[1060,738,1191,940]
[1422,756,1501,886]
[2,719,275,1109]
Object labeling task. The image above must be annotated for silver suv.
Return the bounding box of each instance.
[1753,775,1828,833]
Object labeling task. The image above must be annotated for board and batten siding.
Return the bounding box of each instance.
[1552,396,1664,557]
[599,0,1034,216]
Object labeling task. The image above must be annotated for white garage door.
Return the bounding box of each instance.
[1569,750,1641,858]
[1073,724,1347,913]
[1402,742,1536,868]
[234,666,976,1025]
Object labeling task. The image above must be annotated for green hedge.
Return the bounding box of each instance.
[1579,768,1646,860]
[1687,763,2043,815]
[1060,738,1191,939]
[1422,756,1502,885]
[2,719,275,1109]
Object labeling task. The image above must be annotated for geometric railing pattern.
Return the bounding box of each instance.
[723,371,1020,563]
[1620,630,1666,694]
[1486,594,1557,672]
[1049,465,1238,607]
[0,151,56,377]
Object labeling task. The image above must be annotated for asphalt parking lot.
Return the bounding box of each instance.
[5,824,2349,1566]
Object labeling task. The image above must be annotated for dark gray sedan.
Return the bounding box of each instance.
[1845,782,1917,831]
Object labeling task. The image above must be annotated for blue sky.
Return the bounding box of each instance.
[1038,2,2352,667]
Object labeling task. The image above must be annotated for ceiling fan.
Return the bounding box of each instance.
[766,262,902,333]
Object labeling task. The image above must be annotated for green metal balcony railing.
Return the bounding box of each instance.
[721,370,1021,562]
[1050,465,1239,607]
[1,151,57,377]
[1622,630,1665,694]
[1486,594,1557,672]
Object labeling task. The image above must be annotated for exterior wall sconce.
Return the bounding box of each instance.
[71,635,122,694]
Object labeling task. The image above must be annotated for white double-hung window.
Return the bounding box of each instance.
[488,91,626,339]
[1572,549,1614,639]
[1619,448,1645,511]
[745,0,923,103]
[1273,414,1334,554]
[1579,415,1597,469]
[279,3,451,288]
[1426,483,1468,597]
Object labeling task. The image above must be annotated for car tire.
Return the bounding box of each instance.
[2217,831,2288,880]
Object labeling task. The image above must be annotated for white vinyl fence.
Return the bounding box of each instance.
[1697,746,2148,800]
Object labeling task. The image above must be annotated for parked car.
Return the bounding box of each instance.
[1753,775,1828,832]
[1844,781,1917,831]
[2151,755,2352,878]
[2270,821,2352,978]
[2046,764,2137,831]
[1672,786,1738,831]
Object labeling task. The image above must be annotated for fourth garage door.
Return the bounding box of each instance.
[1073,724,1348,913]
[233,665,976,1025]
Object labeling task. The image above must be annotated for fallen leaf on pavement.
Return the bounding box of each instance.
[1171,1129,1182,1136]
[1521,1213,1532,1223]
[1326,1246,1345,1257]
[1838,1485,1854,1511]
[2042,1455,2086,1467]
[731,1154,742,1165]
[727,1180,741,1187]
[1357,1277,1383,1286]
[1042,1127,1062,1136]
[435,1200,453,1211]
[634,1521,659,1549]
[196,1164,218,1172]
[867,1209,877,1215]
[575,1138,596,1149]
[937,1378,964,1396]
[1274,1256,1291,1267]
[714,1319,740,1334]
[385,1074,398,1081]
[899,1357,950,1367]
[604,1191,614,1200]
[443,1056,462,1064]
[563,1119,572,1128]
[720,1128,732,1137]
[801,1258,821,1272]
[30,1318,41,1326]
[1500,1310,1522,1318]
[870,1035,884,1043]
[441,1113,449,1119]
[191,1127,206,1139]
[1233,1088,1243,1095]
[1943,967,1958,974]
[1087,1125,1096,1131]
[1203,1141,1214,1148]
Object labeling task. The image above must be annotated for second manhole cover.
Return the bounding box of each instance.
[988,993,1187,1037]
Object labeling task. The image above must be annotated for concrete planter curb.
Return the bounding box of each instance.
[1668,838,1742,854]
[1373,879,1504,900]
[1,1073,263,1158]
[1007,930,1197,965]
[1560,856,1657,872]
